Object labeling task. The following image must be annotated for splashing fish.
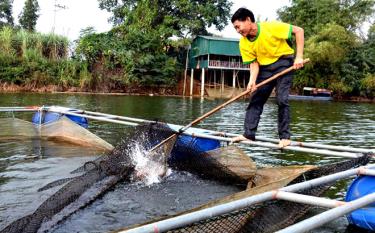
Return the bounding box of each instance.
[0,123,176,233]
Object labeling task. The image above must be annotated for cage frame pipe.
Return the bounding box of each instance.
[119,164,375,233]
[44,105,375,154]
[276,192,375,233]
[1,105,373,155]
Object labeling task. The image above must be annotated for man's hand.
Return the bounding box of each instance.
[247,79,257,92]
[294,57,304,69]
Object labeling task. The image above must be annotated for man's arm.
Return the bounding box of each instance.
[292,25,304,69]
[247,61,259,92]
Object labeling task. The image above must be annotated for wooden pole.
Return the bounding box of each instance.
[190,68,194,96]
[201,68,205,97]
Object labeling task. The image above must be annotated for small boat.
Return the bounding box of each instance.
[289,87,333,101]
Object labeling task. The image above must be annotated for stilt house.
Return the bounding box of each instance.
[183,35,249,98]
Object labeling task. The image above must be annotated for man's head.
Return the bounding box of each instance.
[231,8,257,37]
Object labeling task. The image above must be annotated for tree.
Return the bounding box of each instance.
[19,0,40,31]
[74,0,232,88]
[0,0,14,28]
[369,23,375,40]
[98,0,232,38]
[277,0,375,97]
[277,0,375,38]
[297,23,358,90]
[76,1,180,87]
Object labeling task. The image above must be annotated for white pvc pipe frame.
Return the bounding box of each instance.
[50,106,375,154]
[2,106,375,232]
[119,164,375,233]
[46,109,365,158]
[1,106,373,157]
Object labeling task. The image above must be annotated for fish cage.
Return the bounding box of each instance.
[0,106,374,233]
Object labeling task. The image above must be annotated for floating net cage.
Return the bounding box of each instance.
[0,117,113,151]
[0,121,370,233]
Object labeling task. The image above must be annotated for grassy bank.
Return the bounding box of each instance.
[0,27,86,88]
[1,26,374,100]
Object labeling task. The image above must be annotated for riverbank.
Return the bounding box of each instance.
[0,83,178,96]
[1,83,374,103]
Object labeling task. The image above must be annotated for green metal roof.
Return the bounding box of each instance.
[191,35,240,57]
[197,35,240,42]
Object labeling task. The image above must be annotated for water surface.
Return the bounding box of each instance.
[0,93,374,232]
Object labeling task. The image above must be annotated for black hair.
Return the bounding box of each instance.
[231,8,255,23]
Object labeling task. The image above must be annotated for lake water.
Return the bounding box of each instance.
[0,93,374,232]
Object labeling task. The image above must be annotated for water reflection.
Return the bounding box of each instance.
[0,93,374,232]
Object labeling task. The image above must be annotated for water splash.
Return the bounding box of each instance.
[129,142,171,186]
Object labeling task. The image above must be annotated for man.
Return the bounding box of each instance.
[231,8,304,148]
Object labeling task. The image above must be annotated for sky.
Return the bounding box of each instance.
[12,0,112,41]
[12,0,290,41]
[208,0,290,38]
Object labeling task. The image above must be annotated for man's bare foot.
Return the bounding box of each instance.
[231,135,250,143]
[278,139,291,148]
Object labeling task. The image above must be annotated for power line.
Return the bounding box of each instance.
[52,0,68,33]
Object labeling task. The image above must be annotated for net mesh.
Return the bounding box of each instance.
[0,118,39,139]
[170,141,256,186]
[0,117,113,151]
[162,155,370,233]
[1,121,370,233]
[0,122,189,232]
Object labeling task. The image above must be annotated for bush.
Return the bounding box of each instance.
[329,80,353,97]
[360,74,375,98]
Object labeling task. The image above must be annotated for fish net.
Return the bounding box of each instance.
[0,122,256,233]
[156,155,371,233]
[1,121,370,233]
[0,117,113,151]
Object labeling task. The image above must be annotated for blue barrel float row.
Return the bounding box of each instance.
[31,110,221,157]
[32,111,89,128]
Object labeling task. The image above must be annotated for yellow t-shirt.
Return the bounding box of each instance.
[239,21,294,66]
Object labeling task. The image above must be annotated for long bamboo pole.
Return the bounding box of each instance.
[45,109,139,126]
[179,131,361,158]
[150,59,311,152]
[0,106,40,112]
[221,132,374,154]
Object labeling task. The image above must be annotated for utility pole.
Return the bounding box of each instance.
[52,0,67,33]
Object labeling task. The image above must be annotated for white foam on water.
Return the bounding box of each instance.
[129,143,170,186]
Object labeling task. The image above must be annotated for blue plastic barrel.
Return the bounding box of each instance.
[346,174,375,231]
[32,111,88,128]
[32,112,61,124]
[178,134,220,151]
[170,133,221,161]
[65,114,89,128]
